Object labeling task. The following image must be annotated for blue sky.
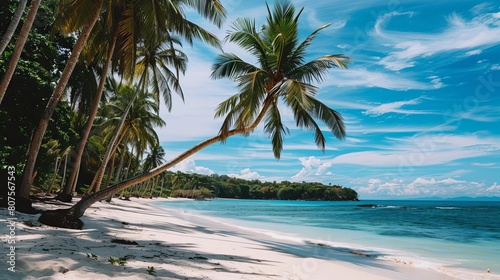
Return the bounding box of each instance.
[157,0,500,199]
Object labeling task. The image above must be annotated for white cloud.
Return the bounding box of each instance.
[171,159,214,175]
[356,177,499,198]
[486,182,500,193]
[337,44,350,49]
[471,162,496,167]
[491,64,500,70]
[427,75,444,88]
[326,68,441,90]
[327,134,500,167]
[292,156,334,180]
[306,10,346,32]
[466,49,482,56]
[374,11,500,70]
[228,168,263,180]
[363,97,422,116]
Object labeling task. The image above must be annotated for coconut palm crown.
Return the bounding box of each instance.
[211,1,349,159]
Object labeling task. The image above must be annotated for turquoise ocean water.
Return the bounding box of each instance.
[156,199,500,278]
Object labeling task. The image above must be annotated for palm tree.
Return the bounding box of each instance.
[0,0,41,104]
[63,0,226,198]
[0,0,28,55]
[17,0,104,210]
[38,0,349,229]
[140,143,166,198]
[87,36,188,193]
[86,83,166,193]
[143,143,166,171]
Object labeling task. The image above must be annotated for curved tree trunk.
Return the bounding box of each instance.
[38,95,274,229]
[63,27,119,196]
[17,0,104,212]
[0,0,40,104]
[0,0,28,55]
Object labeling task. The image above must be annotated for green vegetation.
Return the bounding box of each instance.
[108,257,127,266]
[86,253,98,261]
[147,266,156,276]
[159,171,358,201]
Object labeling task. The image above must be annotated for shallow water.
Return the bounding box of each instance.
[156,199,500,277]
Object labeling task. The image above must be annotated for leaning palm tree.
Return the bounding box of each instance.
[0,0,28,55]
[17,0,104,210]
[39,0,349,229]
[0,0,41,103]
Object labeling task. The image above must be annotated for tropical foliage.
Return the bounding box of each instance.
[162,171,358,201]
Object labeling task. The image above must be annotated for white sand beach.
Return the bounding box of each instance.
[1,198,497,280]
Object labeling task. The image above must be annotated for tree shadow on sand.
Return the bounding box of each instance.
[1,200,279,279]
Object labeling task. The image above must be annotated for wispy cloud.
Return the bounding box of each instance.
[363,97,423,116]
[471,162,496,167]
[303,134,500,168]
[491,64,500,71]
[306,10,346,32]
[355,177,498,198]
[466,49,482,56]
[325,68,442,90]
[374,10,500,70]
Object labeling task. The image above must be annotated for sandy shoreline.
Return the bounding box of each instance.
[0,198,497,279]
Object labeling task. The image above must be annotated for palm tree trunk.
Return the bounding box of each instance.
[17,0,103,208]
[158,177,164,197]
[106,147,126,202]
[63,27,119,195]
[114,148,126,184]
[38,96,274,228]
[59,152,69,190]
[103,151,116,190]
[141,179,151,197]
[89,74,145,192]
[0,0,28,55]
[150,176,159,198]
[71,164,80,194]
[87,127,128,194]
[0,0,40,104]
[46,157,62,195]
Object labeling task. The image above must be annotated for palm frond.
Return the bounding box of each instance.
[211,53,259,80]
[54,0,103,34]
[234,70,271,126]
[226,18,267,61]
[305,95,346,140]
[288,54,349,83]
[264,102,289,158]
[291,23,331,62]
[181,0,227,28]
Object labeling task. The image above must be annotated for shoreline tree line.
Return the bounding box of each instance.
[123,171,358,201]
